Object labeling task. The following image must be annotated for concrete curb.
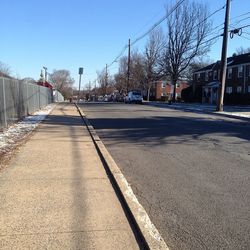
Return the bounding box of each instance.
[74,103,169,250]
[144,102,250,120]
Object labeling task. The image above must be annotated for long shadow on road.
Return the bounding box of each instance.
[81,104,250,250]
[86,115,250,147]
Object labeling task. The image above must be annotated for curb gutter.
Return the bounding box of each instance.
[145,102,250,120]
[75,103,169,250]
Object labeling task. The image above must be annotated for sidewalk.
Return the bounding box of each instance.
[0,103,139,249]
[146,101,250,119]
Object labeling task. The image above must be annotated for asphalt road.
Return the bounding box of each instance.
[79,102,250,250]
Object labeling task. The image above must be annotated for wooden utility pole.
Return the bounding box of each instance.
[105,64,108,95]
[88,81,91,101]
[217,0,231,111]
[127,38,131,93]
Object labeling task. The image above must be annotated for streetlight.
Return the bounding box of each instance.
[43,66,48,82]
[78,67,84,102]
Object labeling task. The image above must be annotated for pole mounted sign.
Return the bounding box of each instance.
[78,67,84,102]
[79,67,83,75]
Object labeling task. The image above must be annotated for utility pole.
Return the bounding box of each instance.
[94,80,97,101]
[127,38,131,93]
[105,64,108,95]
[43,66,48,82]
[217,0,231,111]
[88,81,91,101]
[78,67,83,102]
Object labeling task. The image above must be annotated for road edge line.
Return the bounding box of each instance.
[75,103,169,250]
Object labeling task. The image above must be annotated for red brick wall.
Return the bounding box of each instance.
[155,81,189,100]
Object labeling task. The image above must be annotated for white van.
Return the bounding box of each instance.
[125,90,143,104]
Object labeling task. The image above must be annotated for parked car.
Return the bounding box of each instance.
[125,90,143,104]
[98,96,104,102]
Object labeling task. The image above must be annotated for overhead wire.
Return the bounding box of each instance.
[241,35,250,41]
[131,9,166,40]
[106,0,187,70]
[230,16,250,28]
[104,0,229,75]
[192,4,226,31]
[230,11,250,21]
[107,45,128,68]
[131,0,186,46]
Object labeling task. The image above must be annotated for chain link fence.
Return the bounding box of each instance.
[0,77,54,130]
[53,89,65,102]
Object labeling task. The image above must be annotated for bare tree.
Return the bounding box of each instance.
[114,72,126,93]
[0,61,11,77]
[234,46,250,55]
[97,68,109,95]
[49,69,74,99]
[185,57,213,82]
[22,77,36,84]
[162,0,212,102]
[144,29,165,101]
[130,51,145,90]
[115,51,145,93]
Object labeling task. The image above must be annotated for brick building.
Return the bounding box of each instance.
[148,80,189,101]
[193,53,250,104]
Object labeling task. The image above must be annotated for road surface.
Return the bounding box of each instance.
[80,102,250,250]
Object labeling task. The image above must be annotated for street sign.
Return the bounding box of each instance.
[79,67,83,75]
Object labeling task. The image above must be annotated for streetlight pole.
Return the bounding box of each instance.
[78,67,83,102]
[127,38,131,93]
[43,66,48,82]
[105,64,108,95]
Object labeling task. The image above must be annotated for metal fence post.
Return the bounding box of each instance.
[2,78,7,128]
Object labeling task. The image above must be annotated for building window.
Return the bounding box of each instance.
[209,71,212,77]
[213,70,217,80]
[205,71,208,81]
[161,92,166,97]
[162,81,166,88]
[248,86,250,93]
[237,86,242,93]
[228,68,232,79]
[238,65,243,78]
[218,70,220,80]
[197,73,201,79]
[248,65,250,77]
[226,87,233,94]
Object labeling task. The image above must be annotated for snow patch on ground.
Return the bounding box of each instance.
[0,105,55,155]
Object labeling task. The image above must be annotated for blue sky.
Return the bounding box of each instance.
[0,0,250,88]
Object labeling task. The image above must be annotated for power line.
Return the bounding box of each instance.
[240,35,250,41]
[131,9,165,40]
[239,24,250,29]
[108,45,128,68]
[131,1,226,47]
[107,0,187,69]
[130,1,225,53]
[229,24,250,32]
[186,33,222,54]
[210,23,224,33]
[131,0,186,46]
[192,4,226,31]
[230,11,250,21]
[105,1,227,74]
[230,16,250,28]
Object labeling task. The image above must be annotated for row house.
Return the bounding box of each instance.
[147,80,189,101]
[193,52,250,104]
